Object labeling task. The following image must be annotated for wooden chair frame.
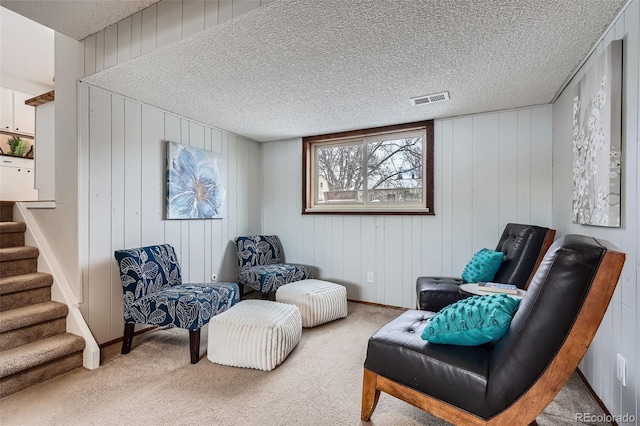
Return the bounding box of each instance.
[362,247,625,425]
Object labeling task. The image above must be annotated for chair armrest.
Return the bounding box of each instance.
[416,276,463,311]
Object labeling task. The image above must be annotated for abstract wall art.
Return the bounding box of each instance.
[572,39,622,227]
[166,141,226,219]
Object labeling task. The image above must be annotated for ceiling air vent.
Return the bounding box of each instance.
[410,91,450,106]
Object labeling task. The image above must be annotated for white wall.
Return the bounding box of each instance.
[262,106,553,309]
[37,5,635,415]
[0,7,54,95]
[77,83,262,344]
[27,0,271,346]
[552,0,638,421]
[32,0,271,305]
[33,101,55,200]
[31,33,84,299]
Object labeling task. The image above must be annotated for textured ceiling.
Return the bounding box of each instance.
[4,0,628,142]
[0,0,159,40]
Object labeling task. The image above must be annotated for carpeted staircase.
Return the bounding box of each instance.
[0,202,85,398]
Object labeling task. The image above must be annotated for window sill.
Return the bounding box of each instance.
[303,207,433,215]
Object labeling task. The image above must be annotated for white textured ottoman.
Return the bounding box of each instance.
[276,279,348,327]
[207,300,302,371]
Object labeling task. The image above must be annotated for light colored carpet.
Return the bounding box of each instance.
[0,301,608,425]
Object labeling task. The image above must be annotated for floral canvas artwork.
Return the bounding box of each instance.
[572,40,622,227]
[166,141,226,219]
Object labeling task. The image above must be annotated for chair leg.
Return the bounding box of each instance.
[238,283,244,301]
[190,329,201,364]
[122,323,135,354]
[361,369,381,421]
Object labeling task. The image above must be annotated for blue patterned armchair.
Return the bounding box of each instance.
[235,235,310,299]
[114,244,239,364]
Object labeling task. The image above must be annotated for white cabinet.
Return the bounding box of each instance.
[0,88,35,136]
[0,88,12,131]
[0,156,38,201]
[0,163,23,200]
[13,91,35,135]
[24,166,38,200]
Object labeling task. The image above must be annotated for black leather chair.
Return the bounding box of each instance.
[416,223,555,312]
[361,235,625,425]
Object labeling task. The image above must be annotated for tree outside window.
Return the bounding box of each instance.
[303,121,433,214]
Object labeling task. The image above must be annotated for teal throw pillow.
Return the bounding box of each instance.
[461,248,504,283]
[421,293,520,346]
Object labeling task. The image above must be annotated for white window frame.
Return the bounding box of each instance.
[303,121,434,215]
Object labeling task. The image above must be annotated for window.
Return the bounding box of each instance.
[303,121,434,214]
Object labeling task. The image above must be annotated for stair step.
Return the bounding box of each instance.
[0,273,54,311]
[0,202,13,222]
[0,247,38,278]
[0,317,67,352]
[0,333,85,398]
[0,332,85,376]
[0,232,25,249]
[0,301,68,351]
[0,222,26,234]
[0,206,86,399]
[0,222,26,249]
[0,301,67,333]
[0,246,39,262]
[0,272,53,295]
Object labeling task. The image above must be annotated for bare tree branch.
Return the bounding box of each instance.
[317,137,422,195]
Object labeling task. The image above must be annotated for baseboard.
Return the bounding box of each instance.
[346,298,408,311]
[575,368,617,426]
[99,325,158,349]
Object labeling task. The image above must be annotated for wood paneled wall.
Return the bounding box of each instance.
[74,0,638,417]
[262,106,553,310]
[553,1,639,420]
[78,83,262,344]
[83,0,276,76]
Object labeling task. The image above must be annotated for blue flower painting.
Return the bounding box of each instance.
[166,141,226,219]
